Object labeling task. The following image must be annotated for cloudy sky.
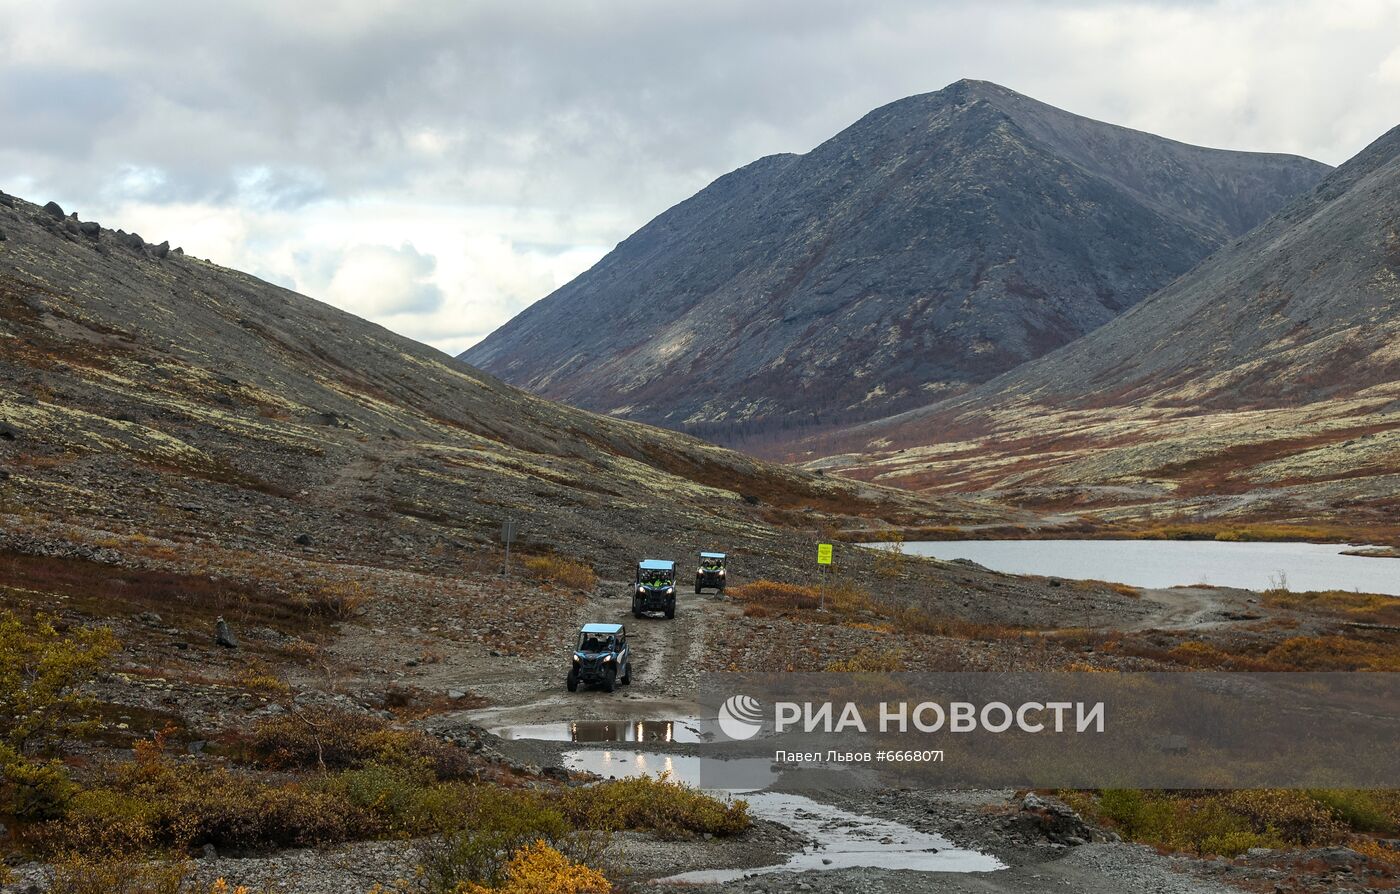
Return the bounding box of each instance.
[2,0,1397,356]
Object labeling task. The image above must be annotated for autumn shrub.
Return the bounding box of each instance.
[418,787,584,891]
[0,611,118,818]
[1262,590,1400,626]
[39,741,368,854]
[1221,789,1344,845]
[1079,788,1400,857]
[559,774,750,840]
[454,840,610,894]
[1308,789,1400,834]
[249,708,476,780]
[47,854,189,894]
[304,580,370,620]
[522,555,597,591]
[824,646,907,673]
[824,580,875,614]
[1089,789,1282,856]
[1263,636,1400,671]
[871,531,907,579]
[888,606,1029,642]
[728,580,821,615]
[235,663,290,696]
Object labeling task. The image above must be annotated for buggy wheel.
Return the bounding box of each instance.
[566,669,579,692]
[621,663,631,685]
[664,599,676,620]
[602,666,617,693]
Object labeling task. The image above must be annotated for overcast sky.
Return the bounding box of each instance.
[2,0,1397,355]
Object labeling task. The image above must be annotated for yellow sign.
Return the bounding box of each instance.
[817,543,833,565]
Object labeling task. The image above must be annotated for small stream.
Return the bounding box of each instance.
[563,748,1004,883]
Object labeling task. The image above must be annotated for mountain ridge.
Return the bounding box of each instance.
[805,121,1400,532]
[462,79,1329,443]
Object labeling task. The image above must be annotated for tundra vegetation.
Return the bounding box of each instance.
[0,613,748,891]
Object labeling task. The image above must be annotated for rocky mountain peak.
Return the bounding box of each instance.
[462,82,1330,446]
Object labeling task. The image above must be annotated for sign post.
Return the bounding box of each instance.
[816,542,833,611]
[501,520,519,578]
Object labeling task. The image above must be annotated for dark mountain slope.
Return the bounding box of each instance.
[810,124,1400,532]
[0,188,999,577]
[462,79,1328,442]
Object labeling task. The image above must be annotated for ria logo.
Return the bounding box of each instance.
[718,694,765,740]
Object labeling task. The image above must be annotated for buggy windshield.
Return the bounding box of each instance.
[639,569,674,586]
[700,558,725,570]
[579,634,614,652]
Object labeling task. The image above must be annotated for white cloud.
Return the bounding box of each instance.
[0,0,1396,355]
[323,243,443,318]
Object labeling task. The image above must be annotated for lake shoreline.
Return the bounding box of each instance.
[867,538,1400,597]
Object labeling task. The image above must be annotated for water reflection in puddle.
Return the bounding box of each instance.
[562,750,1005,883]
[492,718,709,743]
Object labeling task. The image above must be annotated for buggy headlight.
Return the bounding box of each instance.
[603,655,613,662]
[572,655,580,664]
[718,569,726,576]
[664,586,675,594]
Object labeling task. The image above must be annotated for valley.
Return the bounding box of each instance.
[2,76,1398,894]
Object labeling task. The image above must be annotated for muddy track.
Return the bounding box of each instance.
[1128,585,1261,632]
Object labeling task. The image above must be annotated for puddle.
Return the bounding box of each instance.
[563,749,779,790]
[562,750,1005,883]
[493,718,709,744]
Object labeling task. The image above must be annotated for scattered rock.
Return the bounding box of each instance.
[0,229,7,242]
[0,191,14,207]
[307,411,349,428]
[215,616,239,649]
[294,533,313,546]
[447,689,467,700]
[116,230,145,250]
[1311,846,1365,869]
[79,221,101,237]
[152,240,170,259]
[1021,793,1049,812]
[42,201,64,219]
[135,611,164,626]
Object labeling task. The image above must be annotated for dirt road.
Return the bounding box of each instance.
[417,579,1246,893]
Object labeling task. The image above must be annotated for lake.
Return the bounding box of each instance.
[883,539,1400,595]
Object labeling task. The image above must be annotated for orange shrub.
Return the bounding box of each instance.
[1264,636,1400,671]
[455,840,609,894]
[727,580,821,614]
[522,556,597,591]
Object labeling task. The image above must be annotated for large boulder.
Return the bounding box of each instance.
[42,201,64,219]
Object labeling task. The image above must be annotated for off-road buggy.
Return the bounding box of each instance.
[632,559,677,619]
[566,622,631,692]
[695,551,727,593]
